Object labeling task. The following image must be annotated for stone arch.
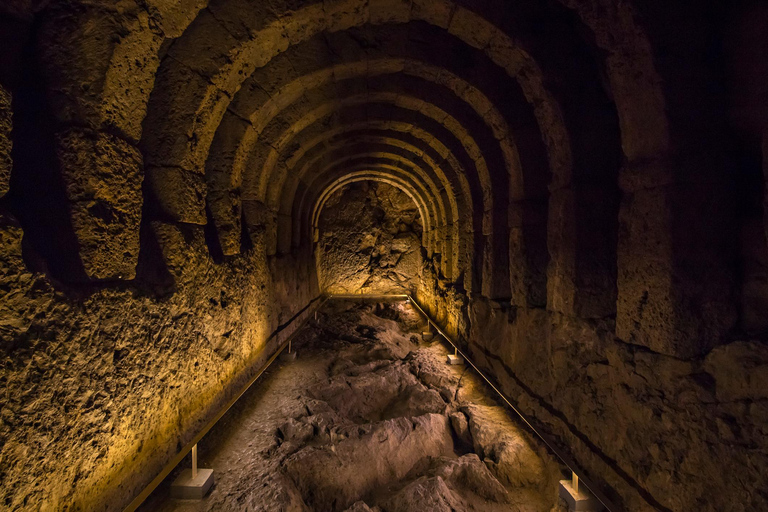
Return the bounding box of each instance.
[311,172,432,247]
[135,0,636,310]
[142,1,570,189]
[201,51,534,298]
[290,147,466,283]
[33,0,659,309]
[279,122,474,258]
[299,162,448,257]
[301,163,463,285]
[206,56,525,215]
[241,93,495,291]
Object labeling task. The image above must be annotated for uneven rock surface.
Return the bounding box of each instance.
[317,182,423,294]
[55,128,144,280]
[0,221,317,512]
[2,1,767,511]
[0,84,10,197]
[462,296,768,512]
[141,301,565,512]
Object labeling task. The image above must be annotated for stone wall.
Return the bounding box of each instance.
[0,84,10,197]
[316,181,424,295]
[0,217,320,511]
[0,1,766,511]
[416,278,768,512]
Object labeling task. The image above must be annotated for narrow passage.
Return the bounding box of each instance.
[141,300,566,512]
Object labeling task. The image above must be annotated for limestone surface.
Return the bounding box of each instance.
[317,182,423,294]
[139,301,566,512]
[0,85,10,197]
[0,220,316,511]
[2,1,767,511]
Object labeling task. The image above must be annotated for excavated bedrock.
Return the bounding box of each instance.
[141,300,567,512]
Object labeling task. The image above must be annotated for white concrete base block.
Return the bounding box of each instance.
[447,354,464,365]
[279,351,297,362]
[559,480,603,511]
[171,468,214,499]
[422,331,434,341]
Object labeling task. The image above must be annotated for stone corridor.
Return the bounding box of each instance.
[141,300,564,512]
[1,1,767,511]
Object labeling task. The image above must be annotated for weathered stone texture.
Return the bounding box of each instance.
[616,180,738,359]
[0,85,10,198]
[145,0,208,38]
[2,1,765,511]
[558,0,670,162]
[0,219,318,511]
[146,166,208,225]
[55,129,144,280]
[547,186,618,320]
[453,295,768,512]
[136,301,565,510]
[38,3,163,142]
[317,181,424,294]
[286,414,454,510]
[508,199,548,308]
[0,212,39,340]
[208,189,242,256]
[615,185,677,353]
[243,199,278,255]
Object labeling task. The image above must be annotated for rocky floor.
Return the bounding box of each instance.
[140,300,567,512]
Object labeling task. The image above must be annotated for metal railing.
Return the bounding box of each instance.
[124,292,616,512]
[399,293,617,512]
[122,296,330,512]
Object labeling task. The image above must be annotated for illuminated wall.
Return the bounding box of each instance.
[316,181,424,295]
[0,1,767,511]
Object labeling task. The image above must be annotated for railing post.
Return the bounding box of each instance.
[559,470,603,511]
[191,444,198,479]
[170,443,213,499]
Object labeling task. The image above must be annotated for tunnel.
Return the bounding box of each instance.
[0,0,767,511]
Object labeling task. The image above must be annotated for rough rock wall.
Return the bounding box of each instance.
[740,213,768,335]
[0,217,319,511]
[0,2,764,511]
[417,281,768,512]
[0,84,10,197]
[728,4,768,337]
[316,182,423,295]
[27,0,205,281]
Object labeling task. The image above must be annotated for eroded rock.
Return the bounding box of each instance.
[313,362,447,422]
[343,501,381,512]
[284,413,454,511]
[317,182,424,294]
[0,85,11,197]
[55,129,143,280]
[140,301,563,512]
[464,404,553,489]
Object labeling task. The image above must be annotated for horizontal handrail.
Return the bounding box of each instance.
[122,295,329,512]
[124,291,616,512]
[401,294,618,512]
[326,293,409,299]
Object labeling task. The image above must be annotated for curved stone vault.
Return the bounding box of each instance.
[1,1,767,511]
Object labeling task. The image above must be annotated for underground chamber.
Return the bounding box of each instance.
[0,1,767,511]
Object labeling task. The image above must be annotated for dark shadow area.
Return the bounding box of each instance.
[5,18,88,283]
